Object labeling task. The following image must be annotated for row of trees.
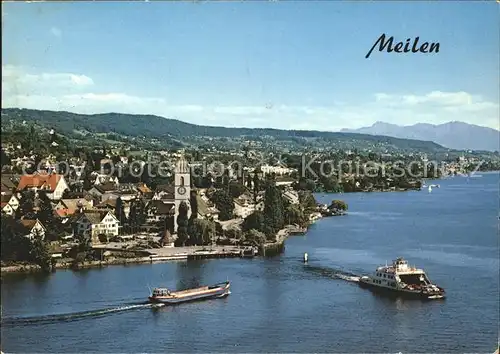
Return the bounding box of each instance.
[1,215,52,271]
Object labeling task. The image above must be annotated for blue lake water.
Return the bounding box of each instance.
[1,172,498,353]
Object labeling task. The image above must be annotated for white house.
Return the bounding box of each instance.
[92,173,119,187]
[1,194,19,215]
[17,173,69,200]
[19,219,46,240]
[259,164,297,176]
[2,203,14,215]
[74,211,120,244]
[233,199,255,219]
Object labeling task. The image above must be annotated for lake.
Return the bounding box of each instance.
[1,172,498,353]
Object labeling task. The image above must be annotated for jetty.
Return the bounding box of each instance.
[145,245,257,262]
[286,225,307,235]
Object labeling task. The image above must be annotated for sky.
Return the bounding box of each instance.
[2,1,499,131]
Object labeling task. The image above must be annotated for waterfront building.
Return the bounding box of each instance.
[73,211,120,244]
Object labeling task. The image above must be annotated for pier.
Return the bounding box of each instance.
[145,245,257,262]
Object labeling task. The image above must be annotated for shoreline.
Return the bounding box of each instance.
[0,247,254,275]
[1,217,330,275]
[1,200,348,275]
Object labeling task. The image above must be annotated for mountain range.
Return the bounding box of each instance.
[341,121,499,152]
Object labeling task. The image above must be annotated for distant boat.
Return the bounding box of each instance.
[148,281,231,304]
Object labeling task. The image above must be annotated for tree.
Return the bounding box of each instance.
[16,190,36,220]
[114,197,127,232]
[242,211,265,233]
[241,229,266,247]
[175,201,189,247]
[189,191,198,220]
[228,181,246,199]
[71,221,93,265]
[298,190,317,214]
[82,153,95,190]
[56,161,68,175]
[285,204,307,227]
[202,172,213,189]
[1,148,11,167]
[98,233,108,243]
[245,174,253,189]
[37,191,60,240]
[210,190,234,221]
[252,172,260,203]
[222,169,230,190]
[294,177,316,191]
[188,218,216,246]
[224,227,242,240]
[1,215,31,262]
[329,200,348,211]
[29,231,51,272]
[262,181,285,237]
[129,198,146,232]
[321,176,342,193]
[164,213,175,235]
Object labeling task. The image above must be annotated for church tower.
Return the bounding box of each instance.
[174,154,191,233]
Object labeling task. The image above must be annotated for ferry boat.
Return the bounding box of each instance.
[148,281,231,304]
[359,257,445,300]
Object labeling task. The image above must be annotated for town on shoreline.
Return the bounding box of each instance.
[1,121,499,275]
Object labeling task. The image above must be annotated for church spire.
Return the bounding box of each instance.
[175,154,189,174]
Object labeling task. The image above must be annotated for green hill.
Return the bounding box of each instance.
[1,108,448,152]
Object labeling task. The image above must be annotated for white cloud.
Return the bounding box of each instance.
[376,91,474,107]
[50,27,62,38]
[2,65,94,98]
[2,66,498,131]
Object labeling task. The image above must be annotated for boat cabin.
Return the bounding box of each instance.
[152,288,171,297]
[393,257,410,271]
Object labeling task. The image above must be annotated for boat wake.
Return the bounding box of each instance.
[335,273,360,282]
[1,301,154,327]
[304,264,361,283]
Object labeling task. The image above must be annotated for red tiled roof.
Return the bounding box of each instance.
[19,219,44,230]
[56,208,77,217]
[17,173,62,192]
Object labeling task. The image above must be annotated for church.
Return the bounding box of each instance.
[146,154,219,241]
[173,154,191,232]
[144,155,192,236]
